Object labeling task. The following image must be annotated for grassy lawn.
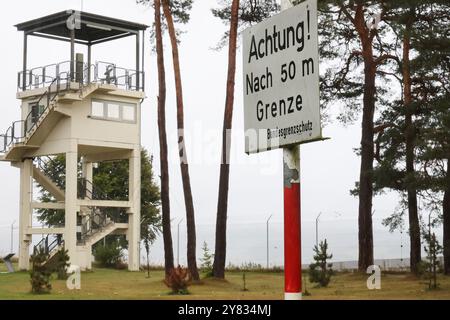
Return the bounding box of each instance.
[1,262,450,300]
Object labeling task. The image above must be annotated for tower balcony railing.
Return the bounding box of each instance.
[1,61,144,154]
[18,60,145,92]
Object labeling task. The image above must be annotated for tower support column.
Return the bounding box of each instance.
[65,142,78,265]
[127,147,141,271]
[18,159,33,270]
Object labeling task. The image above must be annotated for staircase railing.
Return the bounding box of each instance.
[77,177,123,244]
[24,75,64,135]
[35,156,61,173]
[33,235,64,255]
[0,76,64,154]
[79,209,114,244]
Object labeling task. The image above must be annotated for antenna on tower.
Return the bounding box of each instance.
[81,0,84,11]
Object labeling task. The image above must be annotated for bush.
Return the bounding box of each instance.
[164,266,191,295]
[115,261,128,270]
[30,247,52,294]
[93,244,123,268]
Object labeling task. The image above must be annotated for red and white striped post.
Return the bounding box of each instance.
[281,0,302,301]
[283,145,302,300]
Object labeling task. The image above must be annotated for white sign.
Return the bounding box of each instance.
[243,0,321,154]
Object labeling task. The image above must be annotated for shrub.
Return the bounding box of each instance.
[93,244,123,268]
[115,261,128,270]
[164,266,191,295]
[30,247,52,294]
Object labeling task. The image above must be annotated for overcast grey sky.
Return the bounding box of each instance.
[0,0,410,262]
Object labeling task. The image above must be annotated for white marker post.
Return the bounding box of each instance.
[242,0,322,301]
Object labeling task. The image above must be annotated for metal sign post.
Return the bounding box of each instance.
[283,144,301,300]
[242,0,321,301]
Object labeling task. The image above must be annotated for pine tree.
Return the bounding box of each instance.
[316,0,448,273]
[54,247,70,280]
[309,239,333,287]
[211,0,278,280]
[314,0,399,272]
[137,0,194,279]
[153,0,174,278]
[423,232,443,290]
[161,0,199,281]
[373,1,450,273]
[30,247,52,294]
[200,241,214,277]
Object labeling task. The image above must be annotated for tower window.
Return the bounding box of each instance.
[107,103,120,120]
[92,101,105,118]
[91,100,137,123]
[122,105,136,122]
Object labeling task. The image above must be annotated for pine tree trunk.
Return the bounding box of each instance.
[354,6,375,272]
[212,0,240,279]
[403,26,421,274]
[444,159,450,275]
[358,59,375,272]
[155,0,174,277]
[161,0,199,281]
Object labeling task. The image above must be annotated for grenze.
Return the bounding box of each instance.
[257,94,303,122]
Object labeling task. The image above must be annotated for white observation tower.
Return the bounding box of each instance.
[0,10,148,271]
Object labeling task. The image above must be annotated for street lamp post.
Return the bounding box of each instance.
[428,211,434,279]
[266,214,273,269]
[315,212,322,248]
[10,220,16,253]
[400,226,404,267]
[177,218,183,266]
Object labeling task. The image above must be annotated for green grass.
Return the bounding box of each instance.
[1,263,450,300]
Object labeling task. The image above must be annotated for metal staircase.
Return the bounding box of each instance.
[31,156,122,248]
[0,77,62,155]
[78,210,116,246]
[77,178,122,246]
